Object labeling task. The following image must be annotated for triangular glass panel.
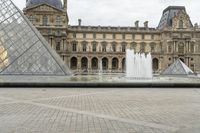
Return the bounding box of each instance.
[0,0,71,75]
[161,59,194,75]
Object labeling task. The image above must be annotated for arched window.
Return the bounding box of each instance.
[55,16,61,26]
[112,58,119,70]
[91,57,98,70]
[153,58,159,71]
[102,57,108,70]
[81,57,88,70]
[70,57,77,70]
[43,15,48,26]
[179,20,183,28]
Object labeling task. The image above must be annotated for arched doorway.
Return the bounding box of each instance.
[102,57,108,70]
[70,57,77,70]
[112,58,119,70]
[152,58,159,71]
[81,57,88,70]
[122,58,126,72]
[91,57,98,70]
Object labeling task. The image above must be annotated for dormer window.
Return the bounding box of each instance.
[29,15,35,24]
[55,16,61,26]
[43,15,48,26]
[179,20,183,28]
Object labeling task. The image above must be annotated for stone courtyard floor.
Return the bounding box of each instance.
[0,88,199,133]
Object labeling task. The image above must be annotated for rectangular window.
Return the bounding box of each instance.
[93,33,96,39]
[56,42,60,51]
[73,33,76,38]
[113,34,116,39]
[151,34,154,40]
[72,43,77,52]
[168,45,172,53]
[83,33,86,38]
[132,34,135,40]
[42,16,48,26]
[151,46,155,52]
[122,44,126,52]
[112,44,116,52]
[93,43,96,52]
[142,34,145,40]
[82,44,87,52]
[140,43,146,52]
[29,16,35,24]
[190,43,194,53]
[122,34,126,40]
[102,44,107,52]
[55,16,61,27]
[103,33,106,39]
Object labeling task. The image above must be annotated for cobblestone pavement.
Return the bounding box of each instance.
[0,88,200,133]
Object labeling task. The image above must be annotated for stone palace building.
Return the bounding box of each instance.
[23,0,200,74]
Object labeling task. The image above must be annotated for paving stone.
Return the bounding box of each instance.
[0,88,199,133]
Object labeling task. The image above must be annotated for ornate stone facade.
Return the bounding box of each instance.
[23,2,200,74]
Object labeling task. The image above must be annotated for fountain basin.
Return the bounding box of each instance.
[0,74,200,88]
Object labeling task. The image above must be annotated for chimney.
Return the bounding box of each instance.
[144,21,148,29]
[78,19,82,26]
[63,0,67,10]
[135,21,139,28]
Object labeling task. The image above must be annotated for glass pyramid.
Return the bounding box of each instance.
[0,0,71,75]
[161,59,194,75]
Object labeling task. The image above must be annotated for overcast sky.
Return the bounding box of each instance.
[12,0,200,27]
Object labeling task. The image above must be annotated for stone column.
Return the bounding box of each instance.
[108,57,112,73]
[77,56,81,72]
[188,41,190,53]
[173,41,176,53]
[88,57,92,73]
[119,58,122,72]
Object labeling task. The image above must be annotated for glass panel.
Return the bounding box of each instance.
[0,0,70,75]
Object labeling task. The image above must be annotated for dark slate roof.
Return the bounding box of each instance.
[157,6,192,29]
[26,0,63,9]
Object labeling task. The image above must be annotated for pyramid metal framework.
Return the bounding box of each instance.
[0,0,71,75]
[161,59,194,75]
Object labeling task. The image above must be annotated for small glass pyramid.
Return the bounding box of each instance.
[161,59,194,75]
[0,0,71,75]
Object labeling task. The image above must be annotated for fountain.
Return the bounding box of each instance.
[126,49,153,79]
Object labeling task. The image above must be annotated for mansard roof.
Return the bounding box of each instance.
[26,0,63,10]
[158,6,193,29]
